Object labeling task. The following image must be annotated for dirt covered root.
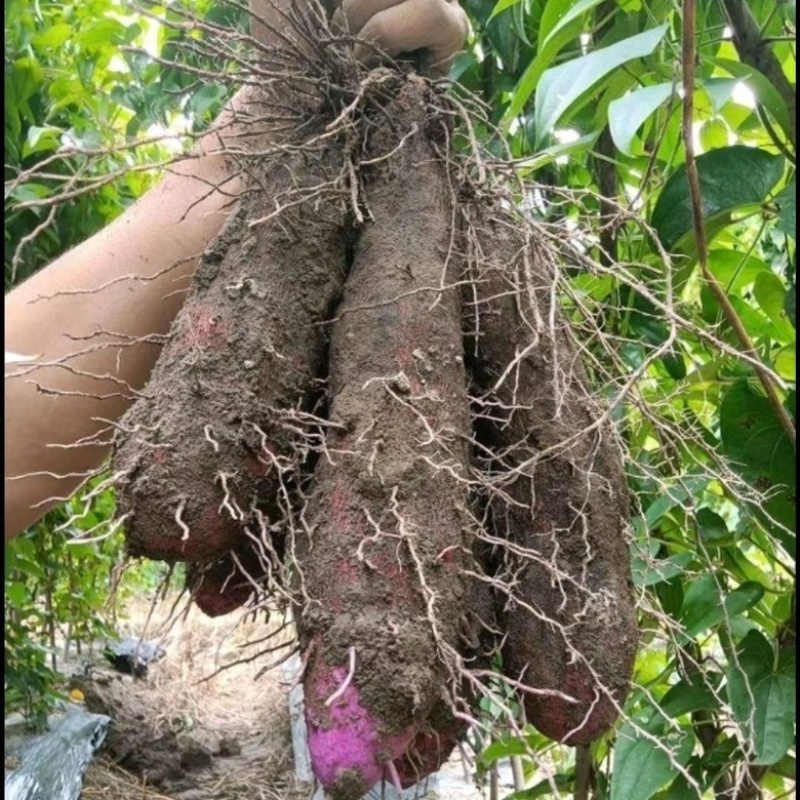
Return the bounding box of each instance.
[112,134,349,564]
[185,533,285,617]
[463,206,638,745]
[395,570,497,789]
[295,79,475,799]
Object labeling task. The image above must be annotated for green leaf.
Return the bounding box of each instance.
[77,18,128,50]
[784,286,796,330]
[32,23,73,51]
[699,118,729,151]
[504,0,607,124]
[608,82,673,156]
[680,573,765,638]
[632,546,694,588]
[611,716,695,800]
[516,130,600,174]
[652,146,785,251]
[4,581,29,607]
[696,508,733,546]
[702,78,740,113]
[771,753,796,780]
[753,272,795,342]
[534,25,669,144]
[720,381,796,488]
[660,681,720,717]
[505,775,574,799]
[22,125,61,159]
[709,57,793,141]
[727,630,796,764]
[706,249,771,292]
[488,0,523,22]
[538,0,605,50]
[773,179,796,241]
[478,734,531,767]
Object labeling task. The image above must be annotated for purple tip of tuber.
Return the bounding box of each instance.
[305,659,415,794]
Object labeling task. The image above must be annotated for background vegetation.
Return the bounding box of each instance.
[4,0,795,797]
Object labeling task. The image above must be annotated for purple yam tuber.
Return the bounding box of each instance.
[296,80,474,798]
[465,209,638,745]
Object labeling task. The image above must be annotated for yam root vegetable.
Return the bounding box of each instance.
[111,135,349,564]
[394,696,467,787]
[464,209,639,745]
[394,572,497,788]
[295,79,474,799]
[186,536,281,618]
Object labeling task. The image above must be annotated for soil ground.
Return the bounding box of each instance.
[59,596,490,800]
[73,596,306,800]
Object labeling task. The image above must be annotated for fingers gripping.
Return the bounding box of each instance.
[249,0,468,75]
[336,0,469,74]
[332,0,405,34]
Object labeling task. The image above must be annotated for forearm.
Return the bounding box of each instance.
[3,87,260,538]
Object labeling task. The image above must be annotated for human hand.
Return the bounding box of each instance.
[334,0,469,75]
[249,0,469,76]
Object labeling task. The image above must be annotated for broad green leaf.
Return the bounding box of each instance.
[719,381,796,551]
[7,182,52,204]
[773,179,796,241]
[720,381,795,486]
[507,775,573,799]
[702,78,740,113]
[32,23,73,51]
[699,118,729,151]
[773,346,795,382]
[488,0,522,22]
[538,0,605,50]
[727,630,796,764]
[4,581,29,607]
[696,507,733,545]
[516,130,599,173]
[784,285,796,330]
[642,485,691,530]
[709,57,793,141]
[680,574,765,638]
[652,146,785,250]
[611,716,695,800]
[534,25,669,144]
[570,272,615,301]
[608,82,673,156]
[771,753,796,780]
[753,271,795,342]
[631,546,694,588]
[478,734,531,767]
[714,294,774,340]
[706,249,771,291]
[660,681,720,717]
[504,0,606,123]
[77,18,129,50]
[720,547,774,591]
[22,125,61,159]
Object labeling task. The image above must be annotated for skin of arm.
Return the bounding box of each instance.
[4,99,246,538]
[4,0,468,540]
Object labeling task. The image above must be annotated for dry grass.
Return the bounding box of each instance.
[78,592,310,800]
